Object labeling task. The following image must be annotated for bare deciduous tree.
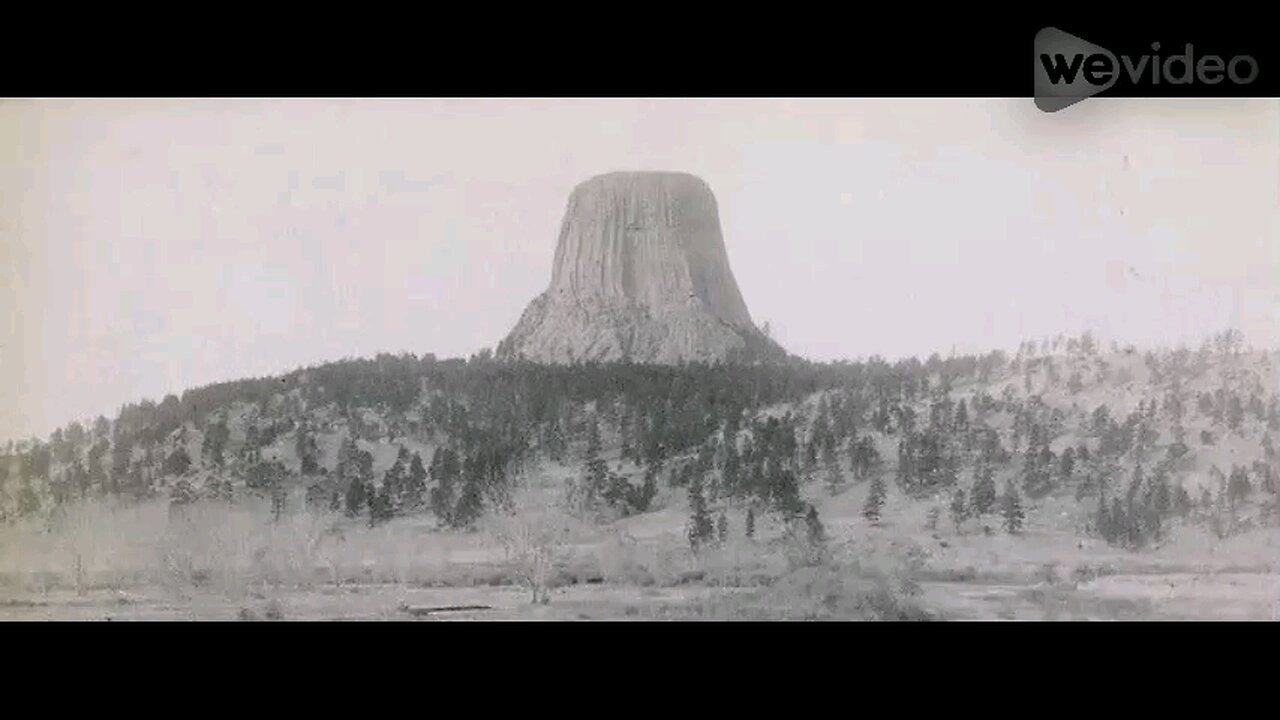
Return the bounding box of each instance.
[483,484,577,605]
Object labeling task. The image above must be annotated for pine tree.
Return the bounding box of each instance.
[849,434,860,477]
[618,404,634,463]
[1129,463,1146,503]
[382,446,410,514]
[687,476,715,550]
[294,421,319,475]
[1227,465,1252,506]
[163,447,192,477]
[336,435,358,481]
[1125,485,1143,548]
[745,506,756,539]
[722,439,741,498]
[583,417,610,506]
[242,424,262,463]
[368,484,394,527]
[271,482,287,522]
[803,441,818,474]
[1096,492,1112,542]
[17,479,40,516]
[452,478,484,529]
[631,465,658,513]
[405,451,428,510]
[769,466,804,518]
[1146,491,1163,542]
[429,447,460,525]
[202,417,230,468]
[1173,482,1192,518]
[1058,446,1075,484]
[1227,394,1245,433]
[1153,470,1171,517]
[849,435,879,480]
[716,511,729,545]
[344,474,368,517]
[949,487,969,532]
[804,504,825,546]
[971,464,997,516]
[863,473,886,523]
[1001,481,1024,534]
[1110,497,1127,545]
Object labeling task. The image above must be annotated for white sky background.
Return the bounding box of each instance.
[1,98,1277,441]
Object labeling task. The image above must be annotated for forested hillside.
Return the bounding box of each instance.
[2,330,1276,554]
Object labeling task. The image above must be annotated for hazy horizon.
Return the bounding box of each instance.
[3,98,1277,442]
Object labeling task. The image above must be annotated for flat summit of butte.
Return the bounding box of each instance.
[498,171,786,364]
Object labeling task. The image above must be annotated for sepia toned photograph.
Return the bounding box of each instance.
[1,97,1276,621]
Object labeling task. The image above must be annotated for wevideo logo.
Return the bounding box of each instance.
[1034,27,1260,112]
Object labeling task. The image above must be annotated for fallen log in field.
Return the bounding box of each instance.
[399,604,493,617]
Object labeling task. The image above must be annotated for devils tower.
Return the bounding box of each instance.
[497,171,785,364]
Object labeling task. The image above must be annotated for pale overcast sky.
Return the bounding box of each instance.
[2,98,1277,441]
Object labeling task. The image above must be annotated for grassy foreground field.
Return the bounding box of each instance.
[2,480,1275,621]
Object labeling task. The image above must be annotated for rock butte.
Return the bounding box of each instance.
[498,171,785,364]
